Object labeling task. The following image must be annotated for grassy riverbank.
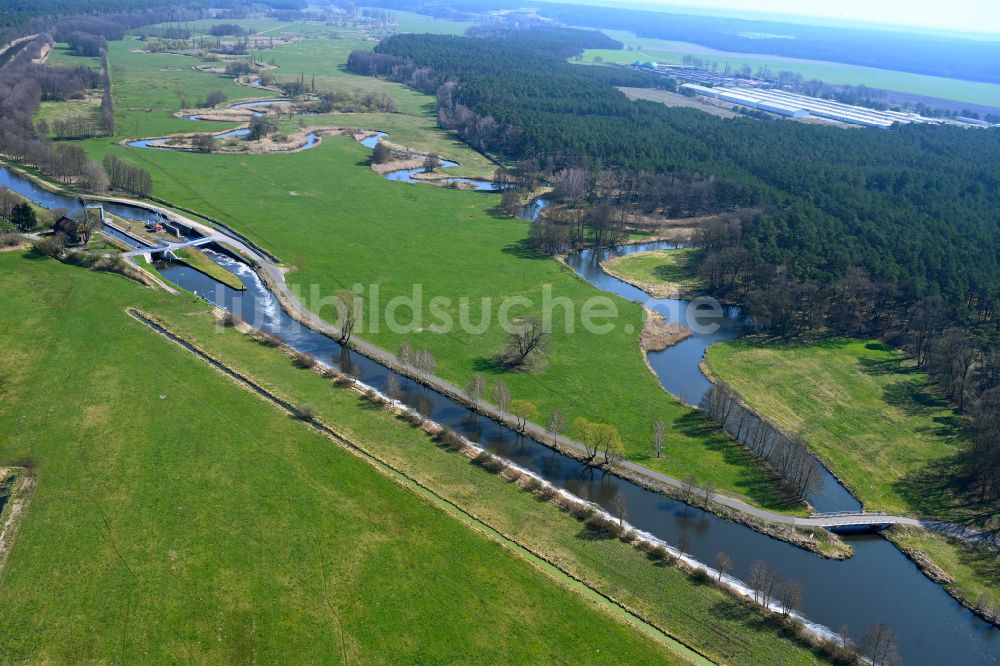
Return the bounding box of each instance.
[704,336,963,515]
[173,246,245,290]
[887,526,999,623]
[0,251,688,663]
[602,248,703,298]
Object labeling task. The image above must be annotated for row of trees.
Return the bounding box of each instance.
[702,382,821,499]
[102,155,152,197]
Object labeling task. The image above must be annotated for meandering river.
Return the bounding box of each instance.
[2,155,997,664]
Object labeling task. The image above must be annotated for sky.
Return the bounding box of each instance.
[623,0,1000,37]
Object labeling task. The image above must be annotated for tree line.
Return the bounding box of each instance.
[0,19,147,196]
[702,381,821,500]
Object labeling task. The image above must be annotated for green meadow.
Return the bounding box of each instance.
[65,35,797,513]
[0,251,682,664]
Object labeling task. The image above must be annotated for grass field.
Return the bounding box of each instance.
[0,251,686,663]
[57,36,801,514]
[582,30,1000,109]
[44,43,102,69]
[602,248,704,296]
[80,33,495,177]
[704,336,965,514]
[143,281,828,666]
[79,133,795,513]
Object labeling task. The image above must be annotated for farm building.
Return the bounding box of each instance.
[52,216,77,236]
[680,83,719,98]
[756,101,809,118]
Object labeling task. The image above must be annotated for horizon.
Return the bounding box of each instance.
[549,0,1000,38]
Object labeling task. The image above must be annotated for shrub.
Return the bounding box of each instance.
[33,234,66,258]
[522,476,543,493]
[585,512,620,536]
[473,451,505,473]
[292,351,317,369]
[0,233,23,248]
[298,403,317,421]
[221,311,243,328]
[333,374,355,387]
[650,544,674,563]
[538,484,557,500]
[402,410,423,426]
[569,502,596,521]
[690,568,712,584]
[251,329,281,347]
[504,467,524,483]
[435,428,466,451]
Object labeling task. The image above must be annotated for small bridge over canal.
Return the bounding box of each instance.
[794,512,919,531]
[127,236,214,257]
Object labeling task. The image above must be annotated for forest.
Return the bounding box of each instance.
[363,26,1000,520]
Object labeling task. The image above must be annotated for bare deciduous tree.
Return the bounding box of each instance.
[653,419,665,458]
[677,534,689,557]
[0,188,19,221]
[335,289,360,344]
[612,491,628,530]
[385,374,402,401]
[547,408,565,446]
[496,315,548,370]
[491,381,511,414]
[748,560,777,607]
[422,153,441,172]
[862,622,900,666]
[414,348,436,376]
[75,208,101,245]
[713,551,732,583]
[467,374,485,408]
[397,341,413,368]
[777,578,803,617]
[681,474,697,502]
[701,480,715,506]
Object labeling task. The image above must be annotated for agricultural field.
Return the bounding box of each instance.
[0,251,682,664]
[581,30,1000,109]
